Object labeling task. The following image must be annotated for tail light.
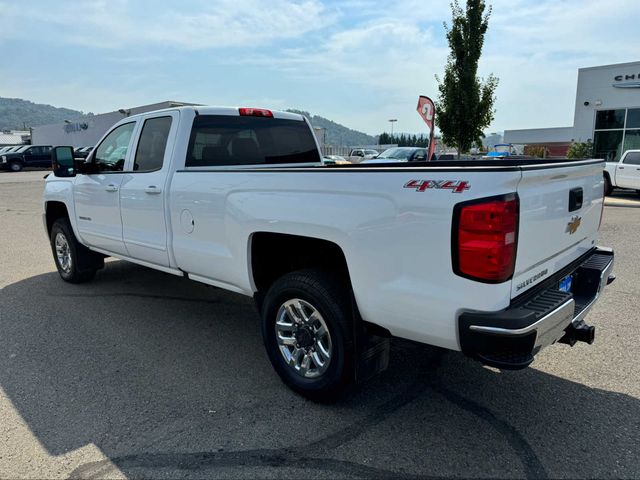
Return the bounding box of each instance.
[239,107,273,117]
[453,194,519,283]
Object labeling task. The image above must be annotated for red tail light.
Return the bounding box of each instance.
[453,194,519,283]
[239,107,273,117]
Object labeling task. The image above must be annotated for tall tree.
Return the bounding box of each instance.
[436,0,498,158]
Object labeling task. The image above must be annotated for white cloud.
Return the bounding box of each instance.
[0,0,332,49]
[1,0,638,134]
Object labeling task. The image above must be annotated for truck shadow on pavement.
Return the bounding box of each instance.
[1,261,638,479]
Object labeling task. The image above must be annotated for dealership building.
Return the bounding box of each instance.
[504,61,640,160]
[31,101,198,147]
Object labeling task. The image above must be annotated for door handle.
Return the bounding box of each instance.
[618,166,625,170]
[144,185,162,194]
[105,184,118,192]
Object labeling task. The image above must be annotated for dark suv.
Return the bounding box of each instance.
[1,145,53,171]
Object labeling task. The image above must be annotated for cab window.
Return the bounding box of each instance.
[93,123,136,172]
[622,152,640,165]
[133,116,172,172]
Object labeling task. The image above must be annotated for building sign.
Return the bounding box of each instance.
[613,73,640,88]
[63,122,89,133]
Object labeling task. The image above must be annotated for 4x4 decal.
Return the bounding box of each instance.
[404,179,470,193]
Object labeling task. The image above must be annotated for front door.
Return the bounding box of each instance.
[23,146,52,167]
[73,122,137,255]
[119,113,177,266]
[616,151,640,189]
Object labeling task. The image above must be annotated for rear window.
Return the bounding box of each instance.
[186,115,320,167]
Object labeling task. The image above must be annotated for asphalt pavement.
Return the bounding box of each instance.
[0,170,639,479]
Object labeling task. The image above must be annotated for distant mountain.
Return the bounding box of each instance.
[0,97,92,131]
[0,98,375,147]
[287,109,377,147]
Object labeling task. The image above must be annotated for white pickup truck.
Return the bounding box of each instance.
[44,106,614,400]
[603,149,640,195]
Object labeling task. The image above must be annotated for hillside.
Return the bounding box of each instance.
[287,109,377,146]
[0,97,92,130]
[0,98,376,147]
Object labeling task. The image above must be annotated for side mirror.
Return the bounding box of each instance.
[51,146,76,177]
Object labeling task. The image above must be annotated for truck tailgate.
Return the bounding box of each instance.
[512,160,605,298]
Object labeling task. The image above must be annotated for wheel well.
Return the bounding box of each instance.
[603,171,611,182]
[45,201,69,234]
[250,232,351,293]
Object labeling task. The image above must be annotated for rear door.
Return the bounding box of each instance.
[119,112,178,266]
[511,160,605,298]
[615,151,640,189]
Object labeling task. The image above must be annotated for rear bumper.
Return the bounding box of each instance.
[458,247,614,369]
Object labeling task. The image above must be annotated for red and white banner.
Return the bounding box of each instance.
[416,95,436,161]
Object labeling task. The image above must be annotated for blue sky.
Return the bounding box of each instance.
[1,0,637,135]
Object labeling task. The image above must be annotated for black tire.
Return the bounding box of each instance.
[261,269,354,401]
[9,161,23,172]
[604,175,613,196]
[50,218,102,283]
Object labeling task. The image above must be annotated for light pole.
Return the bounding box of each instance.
[388,119,397,137]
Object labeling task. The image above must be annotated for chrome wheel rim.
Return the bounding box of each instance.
[54,232,72,273]
[275,298,332,378]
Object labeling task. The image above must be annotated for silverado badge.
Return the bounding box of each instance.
[566,215,582,235]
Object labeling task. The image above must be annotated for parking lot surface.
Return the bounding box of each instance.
[1,170,639,479]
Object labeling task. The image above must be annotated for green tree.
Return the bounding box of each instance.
[435,0,499,158]
[566,140,593,159]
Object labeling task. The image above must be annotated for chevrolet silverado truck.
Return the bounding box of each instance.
[603,149,640,196]
[43,106,615,400]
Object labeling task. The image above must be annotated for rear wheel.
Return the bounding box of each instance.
[50,218,102,283]
[9,161,23,172]
[261,269,354,401]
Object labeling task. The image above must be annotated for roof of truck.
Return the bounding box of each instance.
[125,106,306,122]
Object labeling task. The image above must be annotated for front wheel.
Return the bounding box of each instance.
[50,218,102,283]
[261,269,354,401]
[604,175,613,196]
[9,161,23,172]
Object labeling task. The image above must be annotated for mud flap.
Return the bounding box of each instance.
[351,294,391,383]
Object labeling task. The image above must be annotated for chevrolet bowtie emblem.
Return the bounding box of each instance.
[566,215,582,235]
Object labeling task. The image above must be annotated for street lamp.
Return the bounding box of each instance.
[388,119,398,137]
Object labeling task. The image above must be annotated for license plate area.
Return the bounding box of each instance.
[559,274,573,293]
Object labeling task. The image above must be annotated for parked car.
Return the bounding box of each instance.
[0,145,19,154]
[486,143,517,157]
[322,155,349,165]
[44,105,614,400]
[603,150,640,196]
[433,153,478,161]
[362,147,427,164]
[1,145,53,171]
[347,148,379,163]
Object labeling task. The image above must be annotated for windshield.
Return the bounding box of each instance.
[377,148,414,160]
[14,146,29,153]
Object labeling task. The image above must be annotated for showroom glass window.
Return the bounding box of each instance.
[593,108,640,162]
